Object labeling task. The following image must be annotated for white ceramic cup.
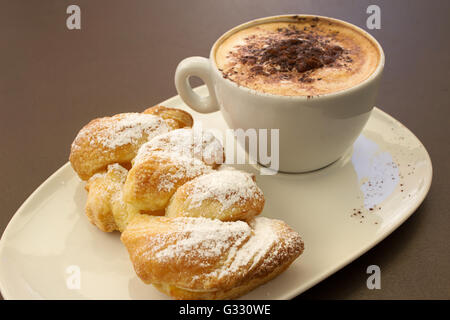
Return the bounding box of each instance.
[175,15,385,173]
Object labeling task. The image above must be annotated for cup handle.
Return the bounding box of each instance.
[175,57,220,114]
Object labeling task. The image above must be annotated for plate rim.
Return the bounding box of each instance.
[0,106,433,300]
[280,107,433,300]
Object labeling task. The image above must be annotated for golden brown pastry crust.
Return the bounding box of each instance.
[123,152,213,212]
[143,105,193,130]
[166,169,265,221]
[153,260,293,300]
[123,128,225,212]
[70,113,168,181]
[121,215,304,299]
[85,164,129,232]
[69,106,193,181]
[85,164,152,233]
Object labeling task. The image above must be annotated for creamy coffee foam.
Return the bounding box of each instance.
[215,16,380,96]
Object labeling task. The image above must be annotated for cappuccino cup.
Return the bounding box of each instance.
[175,15,385,173]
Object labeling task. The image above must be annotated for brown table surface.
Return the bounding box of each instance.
[0,0,449,300]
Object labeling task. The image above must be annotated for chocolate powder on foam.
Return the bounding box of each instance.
[222,22,352,84]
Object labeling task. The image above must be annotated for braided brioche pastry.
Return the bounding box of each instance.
[70,106,193,180]
[121,215,304,300]
[69,105,304,299]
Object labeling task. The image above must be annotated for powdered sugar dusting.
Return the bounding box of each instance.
[223,217,277,274]
[154,153,213,192]
[88,171,107,182]
[88,163,128,183]
[133,128,223,166]
[154,217,251,265]
[76,113,169,150]
[194,217,302,286]
[87,163,128,200]
[132,128,222,192]
[106,163,128,181]
[186,170,263,212]
[142,216,302,288]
